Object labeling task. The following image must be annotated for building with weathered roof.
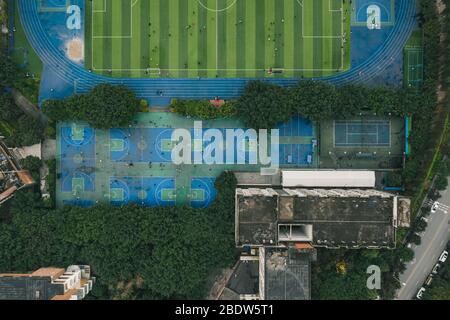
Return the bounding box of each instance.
[0,139,35,205]
[219,245,312,300]
[230,170,410,301]
[0,265,95,300]
[236,188,408,249]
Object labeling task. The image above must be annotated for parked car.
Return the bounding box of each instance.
[421,216,429,223]
[439,250,448,263]
[431,201,439,213]
[416,287,426,299]
[425,275,433,286]
[432,263,440,274]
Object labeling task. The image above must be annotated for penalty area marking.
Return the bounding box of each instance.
[91,0,139,38]
[90,0,347,73]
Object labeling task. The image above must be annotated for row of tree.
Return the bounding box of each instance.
[0,172,237,299]
[42,84,141,129]
[0,53,45,147]
[235,80,424,130]
[403,0,450,198]
[423,256,450,300]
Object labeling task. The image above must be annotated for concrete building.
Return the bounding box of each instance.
[219,245,313,300]
[235,187,409,249]
[0,265,95,300]
[226,170,410,300]
[0,139,35,205]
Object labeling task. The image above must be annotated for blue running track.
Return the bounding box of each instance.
[18,0,416,102]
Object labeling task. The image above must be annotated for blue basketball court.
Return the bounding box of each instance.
[56,113,318,208]
[109,177,176,207]
[60,124,96,193]
[190,178,217,209]
[278,115,314,137]
[353,0,395,25]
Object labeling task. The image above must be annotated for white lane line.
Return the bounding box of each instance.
[397,216,449,297]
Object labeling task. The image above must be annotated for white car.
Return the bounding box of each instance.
[431,201,439,213]
[416,287,426,299]
[439,250,448,263]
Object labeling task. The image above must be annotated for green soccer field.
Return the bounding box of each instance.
[85,0,351,78]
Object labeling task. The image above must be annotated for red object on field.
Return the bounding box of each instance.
[210,99,225,107]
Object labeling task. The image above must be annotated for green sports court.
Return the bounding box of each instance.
[318,117,406,169]
[404,30,424,89]
[84,0,351,78]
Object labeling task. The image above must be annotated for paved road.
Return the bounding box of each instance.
[396,177,450,300]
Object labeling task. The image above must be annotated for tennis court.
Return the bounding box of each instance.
[404,49,423,88]
[334,120,391,147]
[404,30,424,89]
[319,117,405,169]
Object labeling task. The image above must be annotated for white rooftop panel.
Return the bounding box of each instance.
[282,170,376,188]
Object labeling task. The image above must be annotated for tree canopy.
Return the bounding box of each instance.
[42,84,140,129]
[311,246,414,300]
[0,92,45,147]
[0,53,20,88]
[234,81,292,130]
[233,80,423,130]
[0,172,237,299]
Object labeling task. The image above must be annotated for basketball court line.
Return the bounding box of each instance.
[108,176,177,205]
[405,48,423,86]
[59,124,97,194]
[351,0,395,27]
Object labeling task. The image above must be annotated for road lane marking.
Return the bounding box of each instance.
[397,215,449,298]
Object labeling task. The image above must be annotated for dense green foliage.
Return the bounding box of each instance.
[402,0,440,195]
[0,172,237,299]
[234,80,422,129]
[385,171,403,187]
[445,0,450,89]
[0,92,45,147]
[0,53,19,88]
[312,247,414,300]
[234,81,292,129]
[19,156,42,184]
[45,159,57,207]
[171,99,236,119]
[42,84,140,129]
[423,256,450,300]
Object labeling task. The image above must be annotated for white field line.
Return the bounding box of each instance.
[91,0,347,72]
